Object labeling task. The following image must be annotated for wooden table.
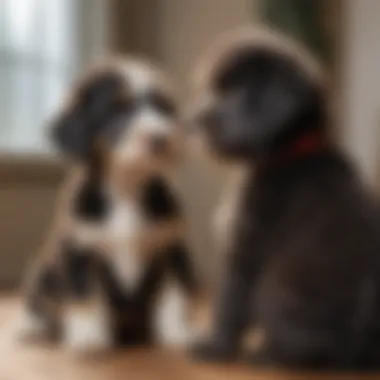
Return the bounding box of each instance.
[0,296,379,380]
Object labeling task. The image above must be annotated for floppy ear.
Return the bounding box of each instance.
[51,103,91,160]
[51,70,125,160]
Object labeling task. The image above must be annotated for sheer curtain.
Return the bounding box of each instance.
[0,0,108,155]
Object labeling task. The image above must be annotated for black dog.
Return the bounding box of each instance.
[21,57,200,353]
[190,27,380,370]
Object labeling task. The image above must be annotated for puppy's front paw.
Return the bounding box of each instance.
[191,339,237,363]
[62,305,112,354]
[18,310,49,341]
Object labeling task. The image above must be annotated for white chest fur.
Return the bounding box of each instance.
[71,190,182,291]
[72,196,146,291]
[106,198,146,291]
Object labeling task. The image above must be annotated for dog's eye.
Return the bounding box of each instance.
[113,97,136,114]
[147,92,176,116]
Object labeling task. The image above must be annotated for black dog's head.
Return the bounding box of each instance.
[189,27,328,162]
[51,57,180,179]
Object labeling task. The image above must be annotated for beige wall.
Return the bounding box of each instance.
[342,0,380,185]
[0,160,64,288]
[156,0,253,284]
[158,0,254,91]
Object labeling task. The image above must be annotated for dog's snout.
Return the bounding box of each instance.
[195,108,220,133]
[149,134,169,155]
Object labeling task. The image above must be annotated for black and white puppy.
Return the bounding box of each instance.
[21,57,200,353]
[189,27,380,370]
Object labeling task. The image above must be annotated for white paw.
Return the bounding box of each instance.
[159,320,195,347]
[62,306,112,353]
[154,283,194,347]
[18,310,48,340]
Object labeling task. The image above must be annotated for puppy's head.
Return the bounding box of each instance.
[189,26,328,161]
[52,57,180,179]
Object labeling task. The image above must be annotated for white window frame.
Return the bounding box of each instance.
[0,0,108,158]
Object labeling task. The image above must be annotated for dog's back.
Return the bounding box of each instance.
[249,148,380,368]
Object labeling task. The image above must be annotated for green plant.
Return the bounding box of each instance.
[261,0,331,64]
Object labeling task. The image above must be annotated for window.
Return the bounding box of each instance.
[0,0,108,156]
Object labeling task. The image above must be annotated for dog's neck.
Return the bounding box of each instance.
[77,163,168,201]
[109,171,170,201]
[286,130,327,158]
[257,129,329,174]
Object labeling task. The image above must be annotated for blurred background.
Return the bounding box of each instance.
[0,0,378,290]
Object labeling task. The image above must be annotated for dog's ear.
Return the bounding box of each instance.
[51,69,125,160]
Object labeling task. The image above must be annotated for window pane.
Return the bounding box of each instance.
[0,64,12,148]
[0,0,108,155]
[39,68,72,153]
[0,1,5,48]
[1,64,72,154]
[7,64,40,152]
[3,0,39,54]
[40,0,75,65]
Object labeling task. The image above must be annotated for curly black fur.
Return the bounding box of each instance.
[192,31,380,370]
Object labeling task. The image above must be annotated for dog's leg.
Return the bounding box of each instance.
[61,247,113,353]
[152,243,201,348]
[244,331,352,371]
[168,243,200,297]
[62,298,112,353]
[20,262,62,341]
[154,278,192,347]
[191,253,252,363]
[169,243,206,343]
[246,278,354,371]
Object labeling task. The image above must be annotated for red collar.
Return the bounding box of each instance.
[284,130,327,161]
[257,130,328,173]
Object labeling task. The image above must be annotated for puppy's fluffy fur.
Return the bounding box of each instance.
[190,26,380,370]
[21,57,200,352]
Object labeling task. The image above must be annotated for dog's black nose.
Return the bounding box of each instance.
[150,135,169,155]
[194,108,220,134]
